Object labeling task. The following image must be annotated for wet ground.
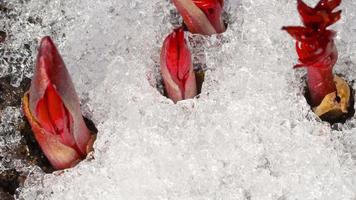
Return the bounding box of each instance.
[0,76,54,199]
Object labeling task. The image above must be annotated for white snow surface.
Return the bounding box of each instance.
[1,0,356,199]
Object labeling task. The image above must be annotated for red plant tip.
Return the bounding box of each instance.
[282,0,342,107]
[172,0,226,35]
[23,36,94,170]
[297,0,341,31]
[160,28,197,103]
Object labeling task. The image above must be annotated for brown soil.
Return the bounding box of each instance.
[0,76,53,200]
[0,76,31,111]
[0,170,26,197]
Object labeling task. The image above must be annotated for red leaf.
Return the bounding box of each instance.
[282,26,315,42]
[297,0,341,30]
[316,0,341,11]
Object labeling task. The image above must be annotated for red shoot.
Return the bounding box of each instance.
[282,0,341,106]
[23,36,94,170]
[172,0,225,35]
[160,28,197,103]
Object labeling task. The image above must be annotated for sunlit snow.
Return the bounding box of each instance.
[1,0,356,199]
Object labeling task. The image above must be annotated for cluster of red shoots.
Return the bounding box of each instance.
[160,0,226,103]
[282,0,342,107]
[23,0,226,170]
[23,0,344,170]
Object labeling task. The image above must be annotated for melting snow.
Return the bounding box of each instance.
[1,0,356,199]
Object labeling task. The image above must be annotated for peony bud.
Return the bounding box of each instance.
[160,28,197,103]
[22,36,94,170]
[172,0,225,35]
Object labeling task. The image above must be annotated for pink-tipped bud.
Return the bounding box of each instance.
[22,36,94,170]
[172,0,226,35]
[160,28,197,103]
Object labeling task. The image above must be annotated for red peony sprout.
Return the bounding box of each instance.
[282,0,342,107]
[160,27,197,103]
[172,0,225,35]
[23,36,95,170]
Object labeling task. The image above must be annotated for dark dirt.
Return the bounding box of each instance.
[0,31,6,43]
[0,3,9,14]
[0,188,15,200]
[0,78,27,200]
[0,76,31,111]
[0,170,26,196]
[84,117,99,135]
[195,69,205,95]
